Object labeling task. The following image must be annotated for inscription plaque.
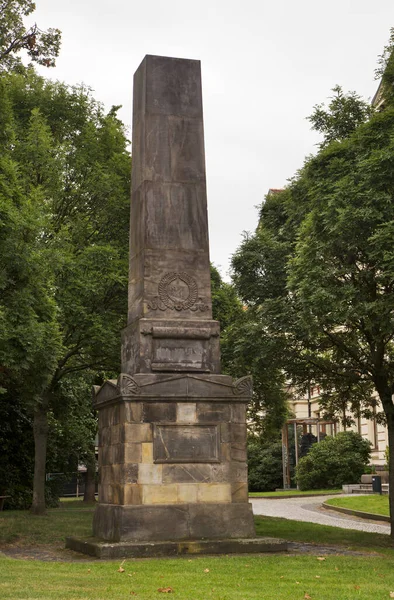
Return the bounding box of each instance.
[151,338,209,371]
[153,424,219,463]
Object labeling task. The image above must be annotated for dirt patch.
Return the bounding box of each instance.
[0,541,378,562]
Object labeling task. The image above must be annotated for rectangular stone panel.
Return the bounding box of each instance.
[153,424,219,463]
[151,337,209,372]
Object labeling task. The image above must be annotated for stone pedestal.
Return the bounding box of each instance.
[91,372,253,542]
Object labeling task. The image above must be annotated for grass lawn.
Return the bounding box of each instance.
[325,495,390,517]
[1,553,394,600]
[249,489,341,498]
[0,502,394,599]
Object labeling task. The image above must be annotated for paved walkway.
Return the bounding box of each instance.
[251,494,391,535]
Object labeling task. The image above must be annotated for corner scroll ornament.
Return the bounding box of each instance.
[117,374,140,396]
[232,376,253,396]
[147,272,209,312]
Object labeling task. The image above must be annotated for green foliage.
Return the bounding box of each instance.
[0,67,130,509]
[0,1,61,71]
[247,438,283,492]
[210,265,243,331]
[307,85,373,148]
[296,432,371,490]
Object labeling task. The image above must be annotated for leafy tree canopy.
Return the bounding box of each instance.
[307,85,373,149]
[231,35,394,535]
[0,1,61,71]
[0,67,130,512]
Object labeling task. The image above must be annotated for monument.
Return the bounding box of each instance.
[66,55,286,557]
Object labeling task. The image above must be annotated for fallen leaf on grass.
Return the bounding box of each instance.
[305,595,312,599]
[389,592,394,598]
[354,585,361,590]
[317,557,326,561]
[118,559,126,573]
[158,587,173,593]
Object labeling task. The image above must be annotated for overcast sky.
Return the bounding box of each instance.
[31,0,393,278]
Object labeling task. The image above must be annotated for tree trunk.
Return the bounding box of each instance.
[83,448,96,503]
[31,404,49,515]
[386,411,394,540]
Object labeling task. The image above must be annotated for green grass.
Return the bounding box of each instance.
[0,502,394,599]
[0,505,93,545]
[1,554,394,599]
[325,495,390,517]
[249,489,341,497]
[255,516,393,554]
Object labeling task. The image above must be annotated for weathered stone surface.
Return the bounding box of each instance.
[231,424,247,444]
[176,403,196,423]
[153,424,219,463]
[123,423,152,443]
[121,402,143,423]
[231,403,247,423]
[138,463,163,484]
[91,502,256,542]
[66,536,288,559]
[142,483,178,504]
[231,482,249,503]
[188,503,256,539]
[142,402,176,423]
[196,483,231,503]
[162,463,229,484]
[197,403,231,423]
[141,442,153,463]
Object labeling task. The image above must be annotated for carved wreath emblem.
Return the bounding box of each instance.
[148,272,209,312]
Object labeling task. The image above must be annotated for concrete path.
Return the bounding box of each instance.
[251,494,391,535]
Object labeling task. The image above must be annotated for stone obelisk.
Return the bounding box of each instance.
[67,55,286,557]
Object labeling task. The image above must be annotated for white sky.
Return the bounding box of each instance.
[31,0,394,279]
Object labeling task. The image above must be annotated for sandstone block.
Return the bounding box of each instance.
[124,423,152,443]
[124,443,142,463]
[177,483,198,503]
[123,484,142,505]
[141,442,153,463]
[138,463,163,484]
[231,482,248,503]
[197,483,231,503]
[177,403,196,423]
[142,484,178,504]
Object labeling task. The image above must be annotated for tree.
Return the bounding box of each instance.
[231,40,394,536]
[0,68,131,513]
[307,85,373,149]
[0,1,61,70]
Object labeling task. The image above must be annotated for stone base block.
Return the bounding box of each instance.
[92,502,256,542]
[66,536,288,559]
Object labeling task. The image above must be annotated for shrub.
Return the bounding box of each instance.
[247,439,283,492]
[296,431,371,490]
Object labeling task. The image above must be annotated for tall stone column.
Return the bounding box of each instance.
[70,56,281,554]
